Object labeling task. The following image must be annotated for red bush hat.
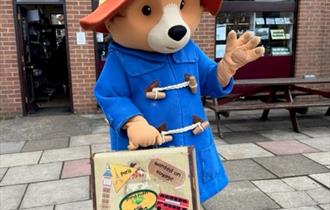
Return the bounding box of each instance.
[80,0,223,33]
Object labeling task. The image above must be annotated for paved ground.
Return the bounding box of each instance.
[0,107,329,210]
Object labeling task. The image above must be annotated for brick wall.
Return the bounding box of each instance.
[295,0,330,82]
[0,0,22,118]
[66,0,97,113]
[193,13,216,58]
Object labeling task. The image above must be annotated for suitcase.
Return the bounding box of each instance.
[92,146,200,210]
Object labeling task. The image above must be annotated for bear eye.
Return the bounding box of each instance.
[180,0,185,9]
[142,5,152,16]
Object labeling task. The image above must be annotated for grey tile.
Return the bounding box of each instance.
[22,138,69,152]
[320,204,330,210]
[55,200,93,210]
[0,151,42,168]
[0,168,7,181]
[301,127,330,138]
[306,187,330,204]
[281,207,321,210]
[91,143,110,154]
[0,141,25,154]
[298,137,330,152]
[282,176,321,191]
[254,155,329,178]
[91,125,109,134]
[203,181,280,210]
[218,143,274,160]
[257,129,309,141]
[21,206,54,210]
[40,146,90,163]
[0,184,27,210]
[21,176,90,209]
[70,133,109,147]
[252,179,294,193]
[310,173,330,188]
[1,162,62,186]
[224,159,276,181]
[303,152,330,166]
[220,131,271,144]
[268,191,316,209]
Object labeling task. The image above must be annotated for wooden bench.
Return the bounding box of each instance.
[204,77,330,137]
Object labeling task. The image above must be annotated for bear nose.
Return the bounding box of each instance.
[168,25,187,41]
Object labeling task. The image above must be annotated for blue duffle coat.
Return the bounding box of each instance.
[94,40,233,202]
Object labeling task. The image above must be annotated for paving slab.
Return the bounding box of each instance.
[203,181,280,210]
[268,191,316,209]
[298,137,330,152]
[301,127,330,138]
[0,151,42,168]
[218,143,274,160]
[21,176,90,209]
[70,133,109,147]
[91,143,110,154]
[91,125,109,134]
[0,184,27,210]
[219,131,270,144]
[222,122,268,132]
[0,168,7,181]
[282,176,321,191]
[252,179,294,193]
[309,173,330,188]
[0,141,25,154]
[257,129,309,141]
[320,204,330,210]
[55,200,93,210]
[254,155,329,177]
[40,146,90,163]
[280,206,321,210]
[22,138,69,152]
[62,159,91,179]
[0,115,92,142]
[21,206,54,210]
[257,140,319,155]
[303,152,330,166]
[224,159,276,181]
[0,162,62,186]
[306,187,330,204]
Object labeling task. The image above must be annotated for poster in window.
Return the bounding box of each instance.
[216,24,227,41]
[270,29,286,40]
[255,18,265,25]
[255,28,269,40]
[216,44,226,58]
[266,18,275,25]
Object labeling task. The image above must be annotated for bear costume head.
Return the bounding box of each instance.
[80,0,222,53]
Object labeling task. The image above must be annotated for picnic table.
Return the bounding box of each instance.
[204,77,330,137]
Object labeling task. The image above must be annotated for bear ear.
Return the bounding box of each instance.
[80,0,130,33]
[201,0,223,16]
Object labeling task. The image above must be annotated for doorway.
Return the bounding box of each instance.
[15,3,72,114]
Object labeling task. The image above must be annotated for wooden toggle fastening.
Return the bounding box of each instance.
[185,74,198,94]
[157,124,173,143]
[192,116,210,135]
[145,81,166,100]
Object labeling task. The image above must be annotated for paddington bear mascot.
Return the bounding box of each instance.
[80,0,264,204]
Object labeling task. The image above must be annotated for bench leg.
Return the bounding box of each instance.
[289,109,300,132]
[215,112,224,138]
[261,88,277,121]
[326,106,330,116]
[261,110,270,121]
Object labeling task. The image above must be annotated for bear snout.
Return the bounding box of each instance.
[168,25,187,41]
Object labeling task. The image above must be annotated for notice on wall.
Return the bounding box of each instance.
[76,32,86,45]
[270,29,286,40]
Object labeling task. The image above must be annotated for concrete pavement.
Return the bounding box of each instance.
[0,108,329,210]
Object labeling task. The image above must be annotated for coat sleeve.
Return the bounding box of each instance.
[94,51,142,134]
[195,44,234,98]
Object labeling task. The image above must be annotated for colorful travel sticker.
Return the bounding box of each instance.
[148,158,186,187]
[110,164,138,193]
[119,190,157,210]
[155,193,189,210]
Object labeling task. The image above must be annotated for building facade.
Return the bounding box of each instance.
[1,0,329,118]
